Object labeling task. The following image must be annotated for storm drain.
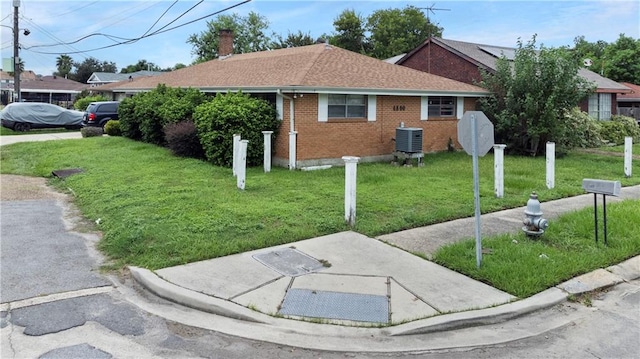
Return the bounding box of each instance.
[279,288,389,323]
[252,248,325,277]
[51,168,83,179]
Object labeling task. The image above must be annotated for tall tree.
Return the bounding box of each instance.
[478,36,594,156]
[332,9,367,53]
[71,57,117,84]
[120,59,161,73]
[602,34,640,83]
[187,11,273,63]
[366,5,442,59]
[271,30,315,49]
[55,54,73,78]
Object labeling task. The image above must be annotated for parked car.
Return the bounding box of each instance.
[0,102,84,132]
[82,101,119,128]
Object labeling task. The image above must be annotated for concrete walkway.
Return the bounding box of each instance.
[130,186,640,351]
[0,132,82,146]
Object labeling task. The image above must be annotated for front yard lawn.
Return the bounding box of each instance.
[1,136,638,278]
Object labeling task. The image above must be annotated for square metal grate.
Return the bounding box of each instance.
[252,248,325,277]
[279,288,389,323]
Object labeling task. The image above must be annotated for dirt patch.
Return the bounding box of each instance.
[0,174,67,201]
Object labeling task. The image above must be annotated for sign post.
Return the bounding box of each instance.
[458,111,494,268]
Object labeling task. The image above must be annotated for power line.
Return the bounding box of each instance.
[49,1,99,18]
[28,0,251,55]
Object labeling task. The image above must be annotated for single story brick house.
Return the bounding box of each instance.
[99,41,489,168]
[395,37,632,121]
[617,82,640,123]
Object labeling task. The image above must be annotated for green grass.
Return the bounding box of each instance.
[433,200,640,298]
[1,136,638,271]
[595,143,640,154]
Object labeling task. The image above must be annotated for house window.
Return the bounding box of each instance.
[428,96,456,117]
[588,93,612,120]
[328,94,367,118]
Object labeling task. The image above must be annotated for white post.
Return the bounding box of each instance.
[493,144,506,198]
[624,136,632,178]
[289,131,297,170]
[262,131,273,173]
[232,134,241,177]
[546,142,555,189]
[343,156,360,227]
[237,140,248,190]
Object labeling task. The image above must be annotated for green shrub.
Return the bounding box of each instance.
[74,95,108,111]
[104,120,122,136]
[164,121,205,159]
[117,84,206,146]
[193,91,279,167]
[558,108,603,151]
[80,126,103,137]
[599,115,640,145]
[118,97,142,141]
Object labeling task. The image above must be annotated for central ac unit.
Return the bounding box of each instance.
[395,127,423,153]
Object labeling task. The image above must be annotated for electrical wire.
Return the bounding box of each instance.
[28,0,251,55]
[140,0,179,38]
[49,1,99,18]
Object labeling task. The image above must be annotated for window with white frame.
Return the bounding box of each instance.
[428,96,456,117]
[588,93,612,120]
[328,94,367,118]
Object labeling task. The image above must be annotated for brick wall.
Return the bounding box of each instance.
[273,93,480,165]
[400,43,483,85]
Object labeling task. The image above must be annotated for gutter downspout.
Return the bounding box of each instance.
[277,90,297,170]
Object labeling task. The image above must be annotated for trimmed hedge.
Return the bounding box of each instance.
[164,121,205,159]
[193,91,279,167]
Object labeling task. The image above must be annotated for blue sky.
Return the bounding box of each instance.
[1,0,638,77]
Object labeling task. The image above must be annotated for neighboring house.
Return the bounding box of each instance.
[395,37,632,121]
[101,42,488,168]
[87,70,164,87]
[0,70,38,104]
[19,75,88,106]
[617,82,640,123]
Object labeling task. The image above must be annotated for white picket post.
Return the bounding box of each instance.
[493,144,506,198]
[546,142,555,189]
[232,134,241,177]
[343,156,360,227]
[289,131,297,170]
[624,136,632,178]
[262,131,273,173]
[237,140,248,190]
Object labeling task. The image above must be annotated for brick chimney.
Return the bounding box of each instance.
[219,29,234,58]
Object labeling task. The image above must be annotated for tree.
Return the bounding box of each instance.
[602,34,640,83]
[55,54,73,78]
[71,57,117,84]
[366,5,442,59]
[120,59,161,73]
[187,11,273,63]
[271,30,315,49]
[332,9,367,53]
[478,36,595,156]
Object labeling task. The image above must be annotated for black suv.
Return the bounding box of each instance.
[82,101,119,128]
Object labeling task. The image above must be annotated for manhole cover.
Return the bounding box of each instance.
[279,288,389,323]
[51,168,83,179]
[252,248,325,277]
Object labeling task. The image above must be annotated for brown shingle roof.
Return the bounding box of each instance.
[112,44,487,95]
[619,82,640,100]
[21,76,87,92]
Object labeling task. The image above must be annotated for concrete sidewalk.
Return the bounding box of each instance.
[0,132,82,146]
[130,185,640,350]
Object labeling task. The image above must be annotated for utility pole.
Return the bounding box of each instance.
[13,0,21,102]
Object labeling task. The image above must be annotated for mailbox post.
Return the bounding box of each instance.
[582,179,621,245]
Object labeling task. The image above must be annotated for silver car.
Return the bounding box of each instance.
[0,102,84,132]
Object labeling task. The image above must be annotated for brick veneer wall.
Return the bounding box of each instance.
[400,43,483,85]
[273,93,480,166]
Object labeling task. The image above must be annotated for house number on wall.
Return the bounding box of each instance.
[393,105,406,111]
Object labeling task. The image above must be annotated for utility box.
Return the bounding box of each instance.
[395,127,423,153]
